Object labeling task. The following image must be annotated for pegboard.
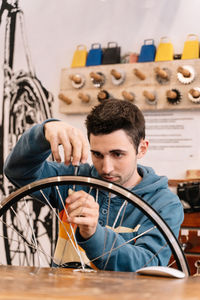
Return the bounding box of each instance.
[59,59,200,114]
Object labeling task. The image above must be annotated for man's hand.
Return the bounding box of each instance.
[66,190,99,240]
[44,121,89,165]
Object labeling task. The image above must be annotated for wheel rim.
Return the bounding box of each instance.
[0,175,190,276]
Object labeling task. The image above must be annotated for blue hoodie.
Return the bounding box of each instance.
[4,123,184,272]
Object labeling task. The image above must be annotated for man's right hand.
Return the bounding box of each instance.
[44,121,89,165]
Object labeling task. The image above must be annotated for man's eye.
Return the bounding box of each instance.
[112,152,122,158]
[93,152,102,158]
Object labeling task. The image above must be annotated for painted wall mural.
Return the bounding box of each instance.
[0,0,57,266]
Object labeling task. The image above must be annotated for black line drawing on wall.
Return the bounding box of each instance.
[0,0,57,266]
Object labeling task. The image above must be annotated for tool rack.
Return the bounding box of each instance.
[59,59,200,114]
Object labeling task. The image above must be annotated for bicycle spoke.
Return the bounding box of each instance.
[89,225,157,264]
[24,201,41,267]
[103,200,128,270]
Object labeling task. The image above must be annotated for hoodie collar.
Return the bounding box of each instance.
[90,164,168,197]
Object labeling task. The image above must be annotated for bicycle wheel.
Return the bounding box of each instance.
[0,175,190,276]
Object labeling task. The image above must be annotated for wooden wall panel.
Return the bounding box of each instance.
[59,59,200,114]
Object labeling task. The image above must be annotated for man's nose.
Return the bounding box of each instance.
[102,157,113,174]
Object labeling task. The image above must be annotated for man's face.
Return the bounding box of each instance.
[90,129,146,188]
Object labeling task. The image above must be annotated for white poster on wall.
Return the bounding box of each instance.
[141,110,200,178]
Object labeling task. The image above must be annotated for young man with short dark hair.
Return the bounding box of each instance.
[4,99,183,271]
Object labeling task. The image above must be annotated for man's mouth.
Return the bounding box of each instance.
[102,175,118,182]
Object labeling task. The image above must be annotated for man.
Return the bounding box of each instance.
[4,99,184,271]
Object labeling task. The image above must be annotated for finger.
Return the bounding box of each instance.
[50,136,61,162]
[68,215,97,227]
[68,205,85,218]
[67,197,97,214]
[44,122,61,162]
[68,205,97,220]
[80,136,89,164]
[69,129,87,165]
[70,137,83,166]
[58,133,72,165]
[66,191,94,205]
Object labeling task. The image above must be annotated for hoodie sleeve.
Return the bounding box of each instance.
[4,123,52,187]
[76,221,165,272]
[3,121,77,189]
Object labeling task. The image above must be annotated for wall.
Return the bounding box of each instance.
[1,0,200,179]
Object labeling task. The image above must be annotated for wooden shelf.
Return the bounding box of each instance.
[59,59,200,114]
[168,178,200,187]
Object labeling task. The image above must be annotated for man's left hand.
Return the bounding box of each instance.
[66,190,99,239]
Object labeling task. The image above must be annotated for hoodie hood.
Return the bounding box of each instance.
[133,164,168,197]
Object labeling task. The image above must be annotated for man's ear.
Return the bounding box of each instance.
[137,139,149,159]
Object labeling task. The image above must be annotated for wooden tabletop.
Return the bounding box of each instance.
[0,265,200,300]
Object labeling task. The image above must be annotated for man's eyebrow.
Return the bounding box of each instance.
[90,149,127,154]
[90,150,101,154]
[110,149,127,153]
